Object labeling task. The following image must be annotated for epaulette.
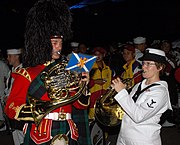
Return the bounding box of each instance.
[14,68,32,82]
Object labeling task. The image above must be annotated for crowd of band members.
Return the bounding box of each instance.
[0,35,180,145]
[65,37,179,144]
[66,37,179,111]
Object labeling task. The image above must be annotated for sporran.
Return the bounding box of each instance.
[51,134,69,145]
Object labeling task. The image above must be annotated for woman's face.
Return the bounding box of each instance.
[94,51,104,62]
[51,38,63,60]
[142,61,160,79]
[122,49,135,63]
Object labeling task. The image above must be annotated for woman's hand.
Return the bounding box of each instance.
[111,77,126,92]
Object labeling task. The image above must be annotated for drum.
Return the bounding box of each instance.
[90,121,103,145]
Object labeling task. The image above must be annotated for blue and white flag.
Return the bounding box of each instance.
[65,52,97,73]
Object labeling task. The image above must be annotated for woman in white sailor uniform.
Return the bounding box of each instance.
[111,48,172,145]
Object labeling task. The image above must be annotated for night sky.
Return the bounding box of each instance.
[71,0,180,45]
[0,0,180,50]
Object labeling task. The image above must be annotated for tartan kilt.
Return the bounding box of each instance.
[24,121,77,145]
[72,107,91,145]
[25,60,91,145]
[23,108,91,145]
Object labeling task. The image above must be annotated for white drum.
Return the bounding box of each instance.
[90,122,103,145]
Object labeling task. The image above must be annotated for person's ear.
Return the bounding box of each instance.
[158,66,163,71]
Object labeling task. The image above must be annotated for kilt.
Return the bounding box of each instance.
[25,60,91,145]
[24,120,78,145]
[72,107,91,145]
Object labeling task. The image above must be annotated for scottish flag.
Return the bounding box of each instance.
[65,52,97,73]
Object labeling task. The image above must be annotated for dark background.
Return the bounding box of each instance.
[0,0,180,50]
[71,0,180,44]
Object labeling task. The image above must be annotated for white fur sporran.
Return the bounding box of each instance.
[50,134,69,145]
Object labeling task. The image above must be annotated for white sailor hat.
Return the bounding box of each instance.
[172,40,180,49]
[139,48,166,64]
[7,49,22,54]
[133,36,146,44]
[70,42,79,48]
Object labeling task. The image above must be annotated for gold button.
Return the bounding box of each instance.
[58,113,66,120]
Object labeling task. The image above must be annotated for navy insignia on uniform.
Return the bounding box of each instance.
[147,99,156,108]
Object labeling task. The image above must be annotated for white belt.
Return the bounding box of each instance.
[45,112,71,121]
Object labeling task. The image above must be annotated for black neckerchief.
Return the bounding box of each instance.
[132,82,160,102]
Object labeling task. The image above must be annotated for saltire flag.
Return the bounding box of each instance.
[65,52,97,73]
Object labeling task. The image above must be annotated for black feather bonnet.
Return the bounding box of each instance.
[23,0,72,67]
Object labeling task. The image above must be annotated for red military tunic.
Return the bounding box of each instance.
[5,63,90,144]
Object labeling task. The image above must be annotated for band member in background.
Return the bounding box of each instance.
[133,36,147,64]
[0,59,9,130]
[4,48,24,145]
[121,44,142,91]
[111,48,172,145]
[88,47,112,121]
[88,47,112,145]
[5,48,23,100]
[5,0,91,145]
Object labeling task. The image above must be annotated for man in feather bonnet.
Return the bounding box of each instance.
[5,0,91,144]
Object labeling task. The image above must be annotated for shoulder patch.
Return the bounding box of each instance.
[14,68,32,82]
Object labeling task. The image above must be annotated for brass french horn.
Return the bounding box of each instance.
[18,60,86,127]
[94,74,142,127]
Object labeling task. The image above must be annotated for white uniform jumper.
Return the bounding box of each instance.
[0,60,9,131]
[114,79,172,145]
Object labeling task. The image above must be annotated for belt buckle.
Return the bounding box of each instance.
[58,113,66,121]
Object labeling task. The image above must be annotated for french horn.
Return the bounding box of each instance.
[18,59,86,127]
[94,74,142,127]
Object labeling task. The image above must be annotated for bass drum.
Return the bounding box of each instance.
[90,121,103,145]
[90,120,121,145]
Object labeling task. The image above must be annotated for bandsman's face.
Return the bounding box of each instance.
[51,38,63,60]
[7,54,19,66]
[94,51,104,62]
[161,42,170,53]
[122,49,135,62]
